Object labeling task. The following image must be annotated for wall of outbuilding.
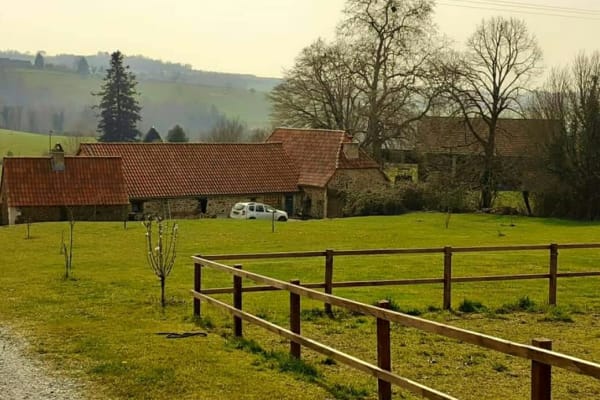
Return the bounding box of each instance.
[8,205,129,224]
[137,193,298,219]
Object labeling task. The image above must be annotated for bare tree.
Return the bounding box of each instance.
[205,116,246,142]
[339,0,440,162]
[143,216,178,307]
[530,53,600,219]
[442,17,542,208]
[269,0,441,162]
[269,39,363,135]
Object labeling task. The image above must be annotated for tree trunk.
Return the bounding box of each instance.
[522,191,532,216]
[160,276,166,308]
[480,145,496,209]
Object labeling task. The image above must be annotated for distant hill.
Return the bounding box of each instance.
[0,51,278,140]
[0,50,280,91]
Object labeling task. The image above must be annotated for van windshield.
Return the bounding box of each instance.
[233,203,245,210]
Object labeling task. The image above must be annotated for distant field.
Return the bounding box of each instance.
[1,213,599,399]
[0,128,94,157]
[3,67,272,134]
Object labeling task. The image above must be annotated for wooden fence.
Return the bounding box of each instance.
[191,250,600,400]
[197,243,600,311]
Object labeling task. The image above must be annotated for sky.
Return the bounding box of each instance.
[1,0,600,78]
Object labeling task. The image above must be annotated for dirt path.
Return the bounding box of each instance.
[0,327,83,400]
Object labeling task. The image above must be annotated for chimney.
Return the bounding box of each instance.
[51,143,65,172]
[342,142,359,160]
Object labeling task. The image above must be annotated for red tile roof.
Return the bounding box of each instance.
[1,156,129,207]
[266,128,381,187]
[416,117,558,157]
[78,143,299,199]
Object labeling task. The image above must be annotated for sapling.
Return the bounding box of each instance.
[62,212,75,278]
[143,216,178,307]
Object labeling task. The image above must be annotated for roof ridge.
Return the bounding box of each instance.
[274,127,347,134]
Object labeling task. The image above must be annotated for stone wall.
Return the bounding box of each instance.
[139,193,295,219]
[10,205,129,224]
[298,187,326,219]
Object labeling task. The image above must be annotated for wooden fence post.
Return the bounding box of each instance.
[531,338,552,400]
[548,244,558,305]
[194,262,202,317]
[324,249,334,315]
[233,264,243,337]
[443,246,453,310]
[290,279,301,359]
[377,300,392,400]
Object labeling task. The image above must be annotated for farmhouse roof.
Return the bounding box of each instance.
[416,116,559,157]
[266,128,382,187]
[1,156,128,207]
[77,143,299,199]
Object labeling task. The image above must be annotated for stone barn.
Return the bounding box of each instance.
[78,142,300,218]
[0,146,129,225]
[266,128,389,218]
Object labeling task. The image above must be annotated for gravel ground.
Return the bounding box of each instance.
[0,327,83,400]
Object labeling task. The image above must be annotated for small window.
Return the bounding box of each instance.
[256,205,265,212]
[249,205,255,212]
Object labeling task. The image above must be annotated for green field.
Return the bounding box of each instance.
[0,128,94,157]
[1,213,600,399]
[2,67,272,134]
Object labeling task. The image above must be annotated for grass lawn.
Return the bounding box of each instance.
[1,213,600,399]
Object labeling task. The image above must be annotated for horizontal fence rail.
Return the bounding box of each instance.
[191,255,600,400]
[197,243,600,310]
[192,290,456,400]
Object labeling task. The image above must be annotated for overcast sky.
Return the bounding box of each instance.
[2,0,599,78]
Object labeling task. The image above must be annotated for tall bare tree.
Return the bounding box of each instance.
[442,17,542,208]
[340,0,439,162]
[270,0,441,162]
[530,53,600,219]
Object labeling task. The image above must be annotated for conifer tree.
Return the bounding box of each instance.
[95,51,141,142]
[77,56,90,76]
[143,126,163,142]
[166,124,189,142]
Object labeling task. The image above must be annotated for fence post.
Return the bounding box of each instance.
[194,262,202,317]
[548,244,558,306]
[377,300,392,400]
[290,279,301,359]
[531,338,552,400]
[443,246,453,310]
[233,264,243,337]
[324,249,334,315]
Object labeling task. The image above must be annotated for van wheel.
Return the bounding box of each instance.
[249,217,256,220]
[278,216,287,222]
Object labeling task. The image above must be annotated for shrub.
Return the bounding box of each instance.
[398,182,426,211]
[496,296,538,314]
[458,299,486,313]
[393,180,479,213]
[342,187,406,217]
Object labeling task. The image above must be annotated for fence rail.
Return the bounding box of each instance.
[191,255,600,400]
[198,243,600,310]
